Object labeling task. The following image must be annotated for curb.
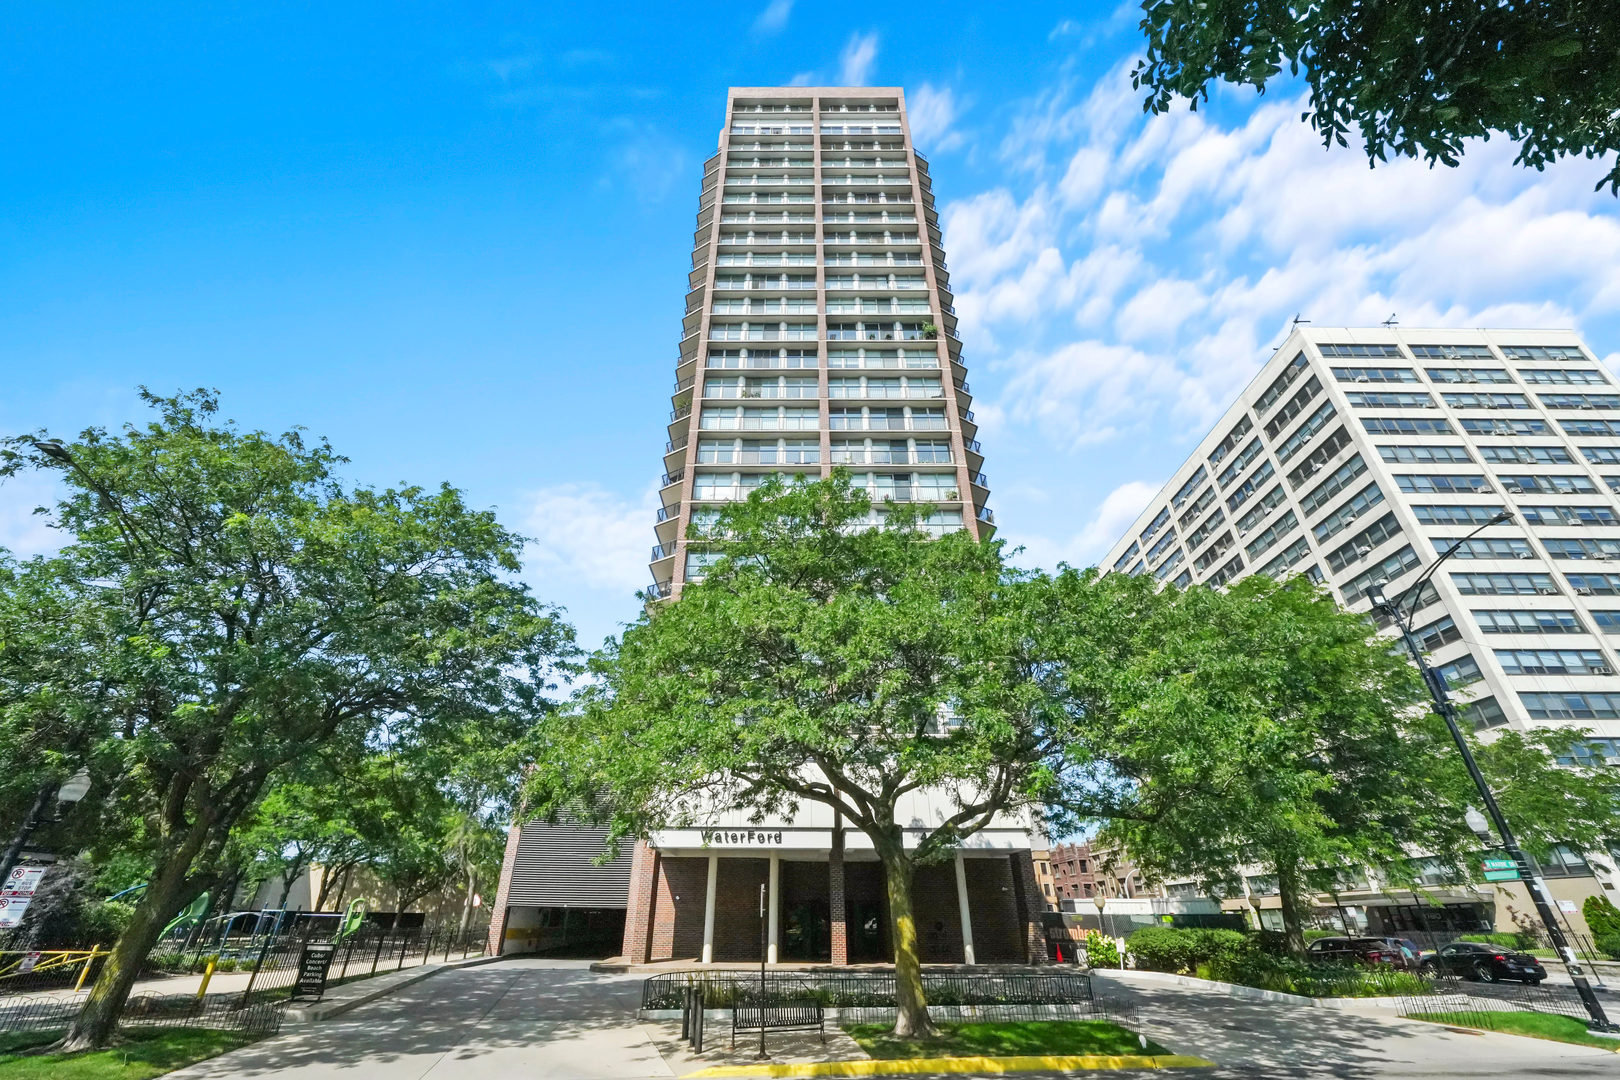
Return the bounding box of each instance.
[285,953,507,1022]
[1091,969,1404,1010]
[681,1054,1216,1077]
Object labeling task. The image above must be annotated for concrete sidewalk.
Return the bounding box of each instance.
[166,957,1619,1079]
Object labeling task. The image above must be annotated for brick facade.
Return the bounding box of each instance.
[615,843,1041,967]
[1008,850,1046,963]
[486,820,524,956]
[620,840,659,963]
[829,831,847,965]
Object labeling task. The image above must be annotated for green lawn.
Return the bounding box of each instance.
[843,1020,1169,1059]
[1409,1010,1620,1051]
[0,1028,260,1080]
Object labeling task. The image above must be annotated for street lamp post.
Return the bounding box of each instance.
[0,768,93,887]
[1368,510,1614,1031]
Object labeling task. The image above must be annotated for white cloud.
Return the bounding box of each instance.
[753,0,793,34]
[1006,480,1160,569]
[838,32,878,86]
[908,84,962,152]
[0,473,66,560]
[522,483,655,595]
[947,63,1620,456]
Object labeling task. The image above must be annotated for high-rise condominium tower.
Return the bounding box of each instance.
[1100,327,1620,929]
[649,87,991,598]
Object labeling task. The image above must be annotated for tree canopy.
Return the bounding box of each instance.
[0,389,576,1048]
[528,476,1061,1036]
[1133,0,1620,192]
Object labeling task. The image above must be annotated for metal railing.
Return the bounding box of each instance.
[641,971,1093,1011]
[1396,974,1606,1030]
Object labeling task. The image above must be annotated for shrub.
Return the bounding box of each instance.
[1125,927,1249,974]
[1596,933,1620,961]
[1084,930,1119,968]
[1584,895,1620,941]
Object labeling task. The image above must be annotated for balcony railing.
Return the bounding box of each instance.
[965,439,983,453]
[972,472,989,488]
[660,470,684,488]
[655,506,676,523]
[670,404,692,423]
[963,409,975,422]
[955,381,970,394]
[646,579,673,599]
[666,435,689,454]
[822,174,911,185]
[825,254,925,266]
[674,375,695,394]
[828,329,934,342]
[977,507,996,524]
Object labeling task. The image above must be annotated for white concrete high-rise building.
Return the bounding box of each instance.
[1101,327,1620,930]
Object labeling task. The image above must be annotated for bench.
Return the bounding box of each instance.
[731,995,826,1049]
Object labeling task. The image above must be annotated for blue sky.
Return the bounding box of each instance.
[3,2,1619,654]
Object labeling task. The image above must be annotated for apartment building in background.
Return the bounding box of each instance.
[648,86,991,598]
[1101,326,1620,940]
[486,89,1041,967]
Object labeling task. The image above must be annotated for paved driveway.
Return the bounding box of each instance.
[170,958,1619,1079]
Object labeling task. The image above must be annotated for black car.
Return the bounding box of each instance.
[1421,940,1546,984]
[1305,936,1421,971]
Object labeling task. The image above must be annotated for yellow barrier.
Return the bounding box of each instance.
[0,948,104,982]
[74,945,102,992]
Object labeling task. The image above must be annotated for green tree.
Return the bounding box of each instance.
[1132,0,1620,192]
[1049,575,1620,955]
[528,477,1060,1038]
[0,390,576,1049]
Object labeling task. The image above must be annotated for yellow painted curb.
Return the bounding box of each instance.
[683,1053,1216,1077]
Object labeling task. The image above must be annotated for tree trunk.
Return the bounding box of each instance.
[275,854,308,912]
[1273,858,1308,959]
[457,867,477,938]
[59,847,203,1050]
[875,838,936,1039]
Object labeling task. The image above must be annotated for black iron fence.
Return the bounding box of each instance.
[641,971,1094,1011]
[1396,974,1607,1030]
[0,924,486,1035]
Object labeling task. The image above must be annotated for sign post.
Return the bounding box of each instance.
[0,867,48,929]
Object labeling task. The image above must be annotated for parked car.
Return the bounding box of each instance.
[1420,940,1546,984]
[1305,936,1422,971]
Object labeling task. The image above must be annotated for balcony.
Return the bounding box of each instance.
[825,253,924,267]
[822,174,911,186]
[724,176,814,187]
[827,326,934,342]
[666,435,689,454]
[972,472,988,488]
[650,544,675,562]
[709,325,818,341]
[660,470,685,488]
[670,404,692,423]
[655,506,676,523]
[646,579,673,599]
[977,506,996,524]
[718,233,816,245]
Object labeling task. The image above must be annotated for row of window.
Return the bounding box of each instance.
[711,274,929,290]
[706,349,939,370]
[711,299,934,314]
[702,377,945,399]
[1364,416,1620,438]
[695,438,954,465]
[1346,391,1620,410]
[1332,365,1606,387]
[697,406,948,431]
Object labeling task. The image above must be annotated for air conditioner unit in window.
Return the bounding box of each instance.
[1357,546,1372,559]
[1577,586,1596,595]
[1356,375,1369,383]
[1516,551,1535,559]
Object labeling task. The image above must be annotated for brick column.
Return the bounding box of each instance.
[620,840,659,964]
[485,820,525,956]
[829,826,848,965]
[1009,851,1046,964]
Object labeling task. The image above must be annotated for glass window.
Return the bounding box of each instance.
[1473,609,1584,634]
[1346,391,1435,409]
[1363,417,1453,435]
[1263,377,1325,441]
[1245,510,1299,561]
[1582,446,1620,465]
[1567,573,1620,595]
[1413,615,1462,651]
[1140,506,1173,544]
[1440,392,1531,409]
[1300,455,1368,516]
[1544,538,1620,560]
[1326,512,1403,572]
[1395,475,1492,494]
[1226,461,1278,513]
[1275,408,1338,464]
[1519,369,1609,385]
[1495,649,1612,676]
[1502,346,1587,361]
[1285,427,1355,489]
[1464,695,1509,730]
[1257,537,1313,579]
[1234,485,1288,535]
[1561,419,1620,437]
[1318,343,1403,358]
[1520,504,1620,527]
[1499,474,1599,495]
[1178,485,1219,529]
[1433,537,1533,560]
[1340,545,1421,603]
[1410,344,1495,359]
[1412,505,1503,526]
[1460,418,1547,436]
[1436,654,1484,687]
[1216,438,1266,488]
[1539,394,1620,410]
[1425,368,1512,383]
[1453,572,1559,596]
[1171,465,1209,509]
[1208,416,1255,467]
[1255,352,1307,415]
[1379,445,1472,464]
[1478,445,1574,464]
[1333,367,1417,383]
[1520,692,1620,719]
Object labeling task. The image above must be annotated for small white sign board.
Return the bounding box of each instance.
[1558,899,1578,914]
[0,867,47,929]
